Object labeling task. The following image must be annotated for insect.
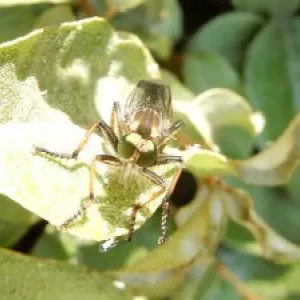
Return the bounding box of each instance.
[34,79,183,245]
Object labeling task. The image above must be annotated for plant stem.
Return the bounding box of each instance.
[216,260,259,300]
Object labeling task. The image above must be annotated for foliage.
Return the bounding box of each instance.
[1,0,300,299]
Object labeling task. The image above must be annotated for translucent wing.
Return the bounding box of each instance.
[124,79,172,125]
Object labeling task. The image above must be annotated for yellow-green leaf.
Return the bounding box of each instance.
[233,113,300,185]
[184,146,238,178]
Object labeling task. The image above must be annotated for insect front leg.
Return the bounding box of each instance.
[34,121,118,159]
[59,154,122,230]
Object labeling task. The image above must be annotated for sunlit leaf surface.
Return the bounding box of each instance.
[0,17,166,242]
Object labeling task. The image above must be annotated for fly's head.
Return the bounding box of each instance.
[117,132,158,167]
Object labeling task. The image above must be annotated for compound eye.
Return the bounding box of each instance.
[117,135,137,159]
[137,142,157,167]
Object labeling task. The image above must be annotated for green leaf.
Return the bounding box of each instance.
[233,113,300,185]
[0,17,168,242]
[231,0,300,16]
[286,167,300,207]
[0,195,37,247]
[215,126,254,159]
[109,185,227,297]
[219,245,300,300]
[112,0,183,59]
[224,220,255,248]
[171,264,217,300]
[219,245,288,282]
[0,247,132,300]
[183,51,242,94]
[33,5,75,29]
[0,0,68,5]
[202,277,241,300]
[245,20,300,141]
[32,225,78,260]
[0,6,37,43]
[187,12,263,70]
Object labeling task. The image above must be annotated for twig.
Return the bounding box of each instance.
[215,260,260,300]
[74,0,118,21]
[103,0,118,21]
[74,0,97,17]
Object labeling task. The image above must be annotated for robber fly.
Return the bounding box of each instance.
[34,79,183,245]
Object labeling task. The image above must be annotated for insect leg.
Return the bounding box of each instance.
[154,155,183,244]
[157,120,184,149]
[127,168,167,242]
[34,121,118,159]
[110,101,123,138]
[59,154,122,230]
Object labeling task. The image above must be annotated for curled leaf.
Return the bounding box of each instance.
[222,185,300,263]
[233,113,300,185]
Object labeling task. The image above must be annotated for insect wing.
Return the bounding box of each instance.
[124,79,172,124]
